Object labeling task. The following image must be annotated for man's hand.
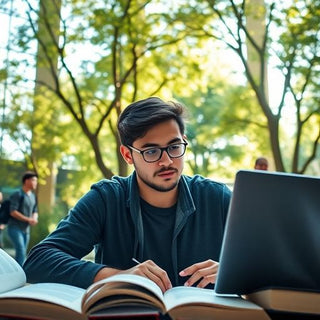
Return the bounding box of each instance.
[94,260,172,293]
[119,259,172,293]
[179,259,219,288]
[28,217,38,226]
[29,213,38,226]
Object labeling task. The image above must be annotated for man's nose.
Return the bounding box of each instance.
[158,150,173,166]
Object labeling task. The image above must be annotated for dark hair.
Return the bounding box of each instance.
[255,157,268,166]
[117,97,186,146]
[22,171,38,184]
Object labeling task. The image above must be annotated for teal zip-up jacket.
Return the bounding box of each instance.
[23,172,231,289]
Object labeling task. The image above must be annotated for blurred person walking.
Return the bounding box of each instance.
[7,171,39,265]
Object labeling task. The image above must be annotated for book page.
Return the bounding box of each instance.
[0,282,85,313]
[0,249,26,293]
[82,274,165,313]
[164,286,264,312]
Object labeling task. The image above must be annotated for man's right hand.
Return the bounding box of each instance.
[94,259,172,293]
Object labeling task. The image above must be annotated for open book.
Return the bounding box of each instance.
[0,249,270,320]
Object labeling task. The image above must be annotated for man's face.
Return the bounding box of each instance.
[255,162,268,171]
[122,119,186,193]
[25,177,38,190]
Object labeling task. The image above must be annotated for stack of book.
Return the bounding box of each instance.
[0,249,270,320]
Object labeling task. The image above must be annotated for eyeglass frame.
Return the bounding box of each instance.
[126,140,188,163]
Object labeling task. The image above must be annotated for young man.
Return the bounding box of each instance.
[7,171,38,265]
[24,97,231,292]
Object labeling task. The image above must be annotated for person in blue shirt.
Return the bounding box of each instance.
[8,171,38,265]
[23,97,231,293]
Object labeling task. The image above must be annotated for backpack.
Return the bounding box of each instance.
[0,193,24,224]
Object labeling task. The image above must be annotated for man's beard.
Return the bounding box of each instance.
[140,176,179,192]
[138,167,180,192]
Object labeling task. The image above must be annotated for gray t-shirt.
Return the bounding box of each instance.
[8,189,37,232]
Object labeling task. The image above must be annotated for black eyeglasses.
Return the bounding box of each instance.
[127,141,188,163]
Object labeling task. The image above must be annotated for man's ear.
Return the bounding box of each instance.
[120,145,134,165]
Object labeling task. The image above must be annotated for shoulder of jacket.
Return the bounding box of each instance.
[91,175,132,193]
[183,174,231,192]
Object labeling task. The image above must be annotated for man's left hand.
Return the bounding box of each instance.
[179,259,219,288]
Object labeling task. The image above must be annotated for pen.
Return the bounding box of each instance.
[132,257,141,265]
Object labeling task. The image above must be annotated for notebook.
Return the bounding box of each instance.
[215,170,320,295]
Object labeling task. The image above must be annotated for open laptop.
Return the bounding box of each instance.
[215,170,320,295]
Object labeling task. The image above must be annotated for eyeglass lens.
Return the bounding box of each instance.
[144,143,186,162]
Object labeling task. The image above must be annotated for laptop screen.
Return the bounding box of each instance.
[215,170,320,295]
